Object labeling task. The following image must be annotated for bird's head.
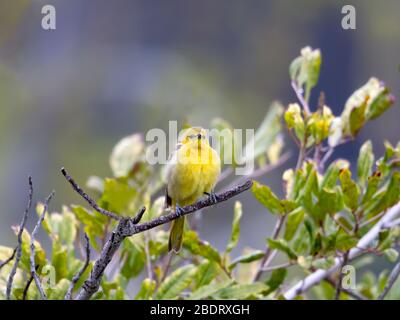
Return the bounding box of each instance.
[179,127,209,147]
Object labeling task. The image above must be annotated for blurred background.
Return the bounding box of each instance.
[0,0,399,267]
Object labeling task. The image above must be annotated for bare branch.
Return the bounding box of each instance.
[65,233,91,300]
[283,203,400,299]
[6,176,33,300]
[378,261,400,300]
[30,191,55,300]
[67,175,253,300]
[61,167,121,221]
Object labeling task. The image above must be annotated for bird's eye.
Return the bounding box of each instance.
[188,134,196,139]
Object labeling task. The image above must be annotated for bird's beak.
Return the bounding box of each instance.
[197,134,202,140]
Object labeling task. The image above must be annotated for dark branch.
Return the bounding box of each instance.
[334,251,350,300]
[64,169,252,300]
[0,247,16,270]
[65,233,91,300]
[61,167,121,221]
[378,261,400,300]
[30,191,55,300]
[6,176,33,300]
[22,265,38,300]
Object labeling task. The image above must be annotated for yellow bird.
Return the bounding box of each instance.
[165,127,221,253]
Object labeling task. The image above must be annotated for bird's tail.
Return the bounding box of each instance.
[168,216,185,253]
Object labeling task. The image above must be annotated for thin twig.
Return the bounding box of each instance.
[0,248,16,270]
[291,80,311,115]
[283,202,400,299]
[65,233,91,300]
[22,264,38,300]
[324,277,367,300]
[30,191,55,300]
[334,251,349,300]
[6,176,33,300]
[253,214,287,281]
[62,167,252,300]
[143,233,153,281]
[377,261,400,300]
[61,167,121,220]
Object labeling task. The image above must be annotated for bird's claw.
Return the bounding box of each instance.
[205,192,218,204]
[175,205,185,216]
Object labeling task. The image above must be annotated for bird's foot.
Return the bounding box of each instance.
[204,191,218,204]
[175,204,185,216]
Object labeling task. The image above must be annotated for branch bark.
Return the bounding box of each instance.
[65,233,91,300]
[283,203,400,299]
[61,167,253,300]
[6,177,33,300]
[30,191,54,300]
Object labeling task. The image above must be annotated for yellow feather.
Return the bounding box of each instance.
[166,127,221,252]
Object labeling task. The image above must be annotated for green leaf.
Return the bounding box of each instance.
[284,103,305,141]
[357,140,375,188]
[155,264,196,299]
[120,237,146,279]
[312,256,336,269]
[264,268,288,295]
[47,279,71,300]
[289,46,321,96]
[71,205,106,250]
[135,278,156,300]
[229,250,265,270]
[252,181,284,215]
[339,169,360,211]
[188,280,234,300]
[51,244,68,282]
[367,172,400,217]
[183,231,221,263]
[361,172,381,205]
[335,232,357,251]
[320,160,349,189]
[341,78,394,138]
[284,207,305,241]
[100,178,138,216]
[226,201,242,254]
[267,239,297,260]
[109,133,146,178]
[213,282,269,299]
[194,261,221,288]
[249,102,284,162]
[383,248,399,263]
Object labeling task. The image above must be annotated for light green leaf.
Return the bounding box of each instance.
[383,248,399,263]
[226,201,242,254]
[229,250,265,270]
[188,280,233,300]
[155,264,196,300]
[47,279,71,300]
[284,207,305,241]
[135,278,156,300]
[264,268,288,295]
[183,231,221,263]
[110,133,146,178]
[252,181,284,215]
[357,140,374,188]
[267,239,297,260]
[339,169,360,211]
[213,282,269,300]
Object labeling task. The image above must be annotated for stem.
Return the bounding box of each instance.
[253,214,287,281]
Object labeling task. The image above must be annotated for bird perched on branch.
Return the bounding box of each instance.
[165,127,221,253]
